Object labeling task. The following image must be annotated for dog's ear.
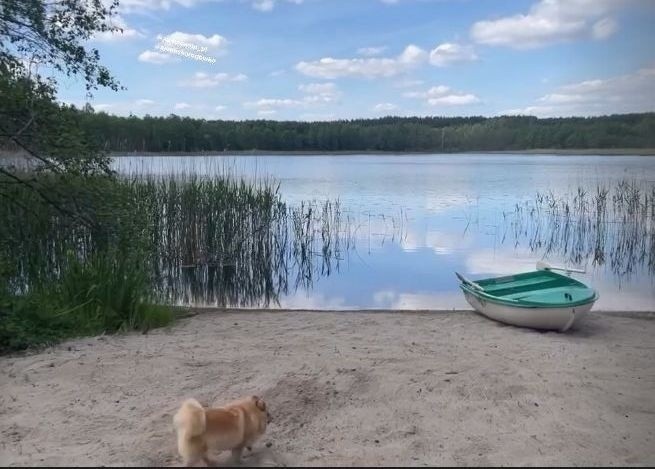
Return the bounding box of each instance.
[254,397,267,411]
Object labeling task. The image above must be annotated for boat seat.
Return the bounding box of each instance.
[484,278,565,298]
[504,286,596,305]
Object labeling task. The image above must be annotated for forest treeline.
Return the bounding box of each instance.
[73,110,655,153]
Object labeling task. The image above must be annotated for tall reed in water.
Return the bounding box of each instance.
[0,171,352,351]
[509,179,654,279]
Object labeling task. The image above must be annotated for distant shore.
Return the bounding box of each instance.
[3,149,655,160]
[108,148,655,157]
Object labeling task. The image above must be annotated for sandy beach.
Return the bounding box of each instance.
[1,309,654,467]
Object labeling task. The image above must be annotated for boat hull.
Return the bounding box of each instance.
[463,290,594,332]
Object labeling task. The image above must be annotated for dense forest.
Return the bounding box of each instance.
[71,111,655,153]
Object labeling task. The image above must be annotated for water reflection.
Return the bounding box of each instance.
[157,198,356,308]
[505,181,655,282]
[113,154,655,310]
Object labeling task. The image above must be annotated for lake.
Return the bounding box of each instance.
[113,154,655,311]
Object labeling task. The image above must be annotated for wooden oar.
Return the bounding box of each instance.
[455,272,484,291]
[536,260,585,274]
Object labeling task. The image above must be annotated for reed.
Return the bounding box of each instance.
[0,171,352,351]
[508,179,654,279]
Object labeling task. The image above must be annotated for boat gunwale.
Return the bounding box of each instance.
[458,270,599,308]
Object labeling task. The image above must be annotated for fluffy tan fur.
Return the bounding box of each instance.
[173,395,270,466]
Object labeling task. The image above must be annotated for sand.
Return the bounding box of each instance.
[1,309,654,467]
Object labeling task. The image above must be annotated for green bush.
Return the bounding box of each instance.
[0,250,173,353]
[0,171,283,353]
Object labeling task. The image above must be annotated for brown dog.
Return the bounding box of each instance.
[173,395,270,466]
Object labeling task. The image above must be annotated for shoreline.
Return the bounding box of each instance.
[3,149,655,160]
[168,307,655,316]
[1,309,653,466]
[108,148,655,157]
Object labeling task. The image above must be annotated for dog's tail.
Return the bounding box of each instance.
[173,398,206,439]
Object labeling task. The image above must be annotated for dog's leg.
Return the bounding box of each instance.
[201,455,218,467]
[228,446,244,465]
[183,455,203,467]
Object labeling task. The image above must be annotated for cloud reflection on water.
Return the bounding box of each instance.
[113,154,654,311]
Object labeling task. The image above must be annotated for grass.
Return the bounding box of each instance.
[0,170,351,352]
[0,249,173,353]
[0,172,273,352]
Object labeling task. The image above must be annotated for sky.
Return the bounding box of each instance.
[57,0,655,120]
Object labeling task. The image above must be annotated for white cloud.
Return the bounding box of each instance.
[404,85,480,106]
[252,0,304,12]
[269,69,286,77]
[93,14,144,42]
[298,82,341,103]
[94,103,114,112]
[257,110,278,116]
[429,94,479,105]
[180,72,247,88]
[87,98,236,119]
[413,85,444,98]
[135,99,155,106]
[103,27,142,41]
[357,46,387,56]
[89,98,156,115]
[298,82,337,95]
[504,105,556,116]
[538,92,588,104]
[302,96,333,104]
[503,66,655,117]
[373,102,398,112]
[295,44,427,79]
[397,44,426,64]
[252,0,274,11]
[140,31,228,65]
[118,0,304,13]
[591,17,617,39]
[245,82,341,115]
[245,98,305,111]
[470,0,629,49]
[245,84,340,114]
[429,42,477,67]
[171,102,234,118]
[117,0,202,13]
[157,31,228,52]
[138,49,178,64]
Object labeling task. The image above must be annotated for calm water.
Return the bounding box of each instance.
[113,154,655,311]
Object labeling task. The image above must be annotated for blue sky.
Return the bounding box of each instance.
[59,0,655,120]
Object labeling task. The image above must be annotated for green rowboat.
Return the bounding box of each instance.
[456,262,598,332]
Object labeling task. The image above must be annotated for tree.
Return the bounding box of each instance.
[1,0,122,160]
[64,112,655,153]
[1,0,121,91]
[1,0,122,222]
